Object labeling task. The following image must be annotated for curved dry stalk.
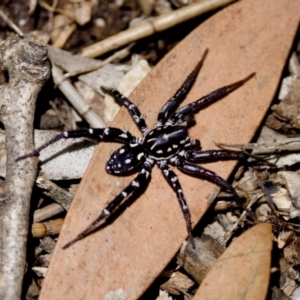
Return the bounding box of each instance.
[51,64,106,127]
[81,0,236,58]
[0,10,24,37]
[0,35,50,300]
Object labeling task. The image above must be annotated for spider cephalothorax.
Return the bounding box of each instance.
[17,49,255,248]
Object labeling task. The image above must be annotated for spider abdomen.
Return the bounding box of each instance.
[106,143,146,175]
[145,125,189,160]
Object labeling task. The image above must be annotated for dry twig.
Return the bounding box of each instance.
[51,63,106,127]
[81,0,236,58]
[36,174,73,210]
[0,35,50,300]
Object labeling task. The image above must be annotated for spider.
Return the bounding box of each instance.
[17,49,255,249]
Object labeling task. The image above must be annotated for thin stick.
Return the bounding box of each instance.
[0,35,50,300]
[81,0,236,58]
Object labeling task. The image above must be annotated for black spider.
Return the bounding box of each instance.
[17,49,255,249]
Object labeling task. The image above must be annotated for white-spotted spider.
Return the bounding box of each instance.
[17,49,255,248]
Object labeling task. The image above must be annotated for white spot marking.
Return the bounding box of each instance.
[119,133,128,139]
[172,144,178,148]
[89,128,94,134]
[179,151,185,157]
[125,159,131,164]
[171,177,177,182]
[198,153,210,157]
[147,138,156,142]
[156,150,163,154]
[122,191,127,197]
[104,128,109,135]
[119,148,125,154]
[137,153,144,160]
[167,147,172,152]
[169,157,177,163]
[132,181,140,187]
[163,170,169,176]
[103,209,110,216]
[63,131,68,137]
[130,143,139,147]
[133,115,140,123]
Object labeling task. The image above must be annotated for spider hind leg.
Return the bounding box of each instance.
[175,158,245,208]
[158,161,195,248]
[63,159,154,249]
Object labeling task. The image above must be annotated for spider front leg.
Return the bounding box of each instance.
[16,127,134,161]
[169,72,256,125]
[157,161,195,248]
[185,149,247,163]
[156,49,208,127]
[63,158,154,249]
[111,90,149,134]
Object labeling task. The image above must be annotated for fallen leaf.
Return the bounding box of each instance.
[193,223,273,300]
[39,0,300,299]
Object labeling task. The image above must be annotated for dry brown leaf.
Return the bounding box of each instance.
[193,223,273,300]
[39,0,300,299]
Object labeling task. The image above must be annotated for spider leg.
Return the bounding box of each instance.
[156,49,208,127]
[157,160,195,248]
[111,89,149,134]
[174,158,242,206]
[16,127,135,161]
[63,158,154,249]
[169,72,256,125]
[185,149,246,163]
[183,139,201,152]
